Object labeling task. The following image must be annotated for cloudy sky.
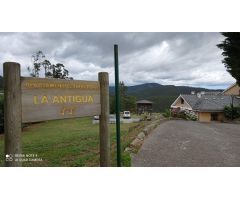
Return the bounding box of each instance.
[0,32,235,89]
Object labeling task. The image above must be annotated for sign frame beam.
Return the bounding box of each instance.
[3,62,110,167]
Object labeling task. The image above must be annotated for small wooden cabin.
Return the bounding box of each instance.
[136,100,153,114]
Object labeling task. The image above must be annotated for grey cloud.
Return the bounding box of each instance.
[0,32,235,89]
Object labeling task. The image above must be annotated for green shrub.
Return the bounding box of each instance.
[185,113,197,121]
[121,152,131,167]
[162,109,170,118]
[224,106,240,120]
[177,112,186,119]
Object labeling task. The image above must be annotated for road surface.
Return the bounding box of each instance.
[132,120,240,167]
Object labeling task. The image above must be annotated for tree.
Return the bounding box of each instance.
[110,95,115,114]
[52,63,69,79]
[27,51,72,79]
[42,59,52,77]
[217,33,240,85]
[110,81,137,113]
[124,95,136,113]
[27,51,45,77]
[120,81,128,111]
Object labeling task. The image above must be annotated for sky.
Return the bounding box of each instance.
[0,32,236,89]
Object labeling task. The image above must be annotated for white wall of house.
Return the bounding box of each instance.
[171,96,192,111]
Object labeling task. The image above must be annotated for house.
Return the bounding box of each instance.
[221,83,240,95]
[136,100,153,114]
[170,83,240,122]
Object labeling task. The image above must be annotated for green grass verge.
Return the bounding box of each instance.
[0,117,142,167]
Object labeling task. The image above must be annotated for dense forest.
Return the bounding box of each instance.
[110,83,222,112]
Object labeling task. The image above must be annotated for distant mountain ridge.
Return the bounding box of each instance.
[110,83,223,112]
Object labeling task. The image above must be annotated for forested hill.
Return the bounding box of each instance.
[110,83,223,112]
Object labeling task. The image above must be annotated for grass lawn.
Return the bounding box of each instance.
[0,117,142,167]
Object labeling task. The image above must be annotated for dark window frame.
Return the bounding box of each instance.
[181,98,184,104]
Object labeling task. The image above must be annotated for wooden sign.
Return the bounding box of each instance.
[21,77,101,123]
[4,62,110,167]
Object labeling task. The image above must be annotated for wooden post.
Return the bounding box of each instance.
[3,62,22,167]
[98,72,110,167]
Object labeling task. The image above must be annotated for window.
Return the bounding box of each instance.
[181,98,184,104]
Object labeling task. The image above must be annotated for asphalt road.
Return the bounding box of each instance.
[132,120,240,167]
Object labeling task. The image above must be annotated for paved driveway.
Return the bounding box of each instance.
[132,120,240,167]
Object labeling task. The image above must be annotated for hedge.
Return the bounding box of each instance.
[224,106,240,120]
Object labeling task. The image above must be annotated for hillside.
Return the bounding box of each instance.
[110,83,222,112]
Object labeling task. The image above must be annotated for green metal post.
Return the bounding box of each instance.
[114,44,121,167]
